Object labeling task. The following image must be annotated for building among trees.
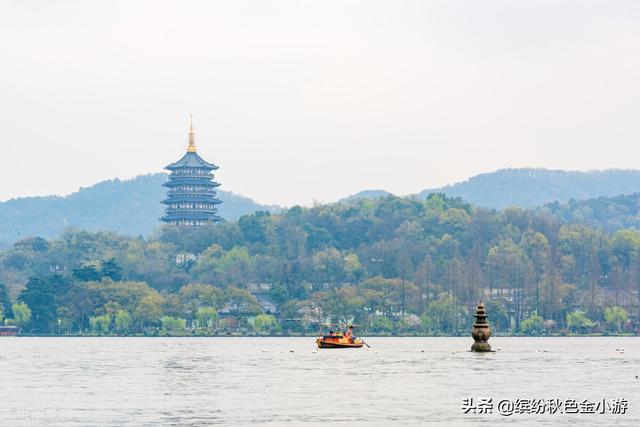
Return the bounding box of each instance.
[161,117,222,226]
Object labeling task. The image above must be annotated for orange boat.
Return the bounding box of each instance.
[315,331,364,349]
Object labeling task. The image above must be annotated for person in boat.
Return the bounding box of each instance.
[328,330,335,337]
[345,325,355,343]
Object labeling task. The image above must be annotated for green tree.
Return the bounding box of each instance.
[225,287,262,325]
[11,302,31,328]
[215,247,255,288]
[239,211,271,245]
[424,295,466,335]
[133,293,165,331]
[195,306,218,332]
[101,258,123,281]
[90,314,111,334]
[520,314,545,336]
[72,265,101,282]
[161,316,186,334]
[0,282,12,319]
[179,284,223,319]
[56,306,74,334]
[359,277,404,319]
[603,306,628,333]
[254,314,278,334]
[312,286,365,325]
[115,310,132,334]
[19,276,57,332]
[483,299,510,332]
[371,315,394,333]
[566,310,595,334]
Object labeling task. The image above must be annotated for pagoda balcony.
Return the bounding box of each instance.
[163,180,221,188]
[162,213,222,221]
[164,195,219,202]
[163,195,221,202]
[165,188,220,194]
[164,210,220,217]
[164,176,218,184]
[168,172,215,179]
[164,204,221,211]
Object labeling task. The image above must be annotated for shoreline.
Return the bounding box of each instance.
[11,333,639,338]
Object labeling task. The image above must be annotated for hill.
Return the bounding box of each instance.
[542,193,640,232]
[417,168,640,209]
[339,189,392,203]
[4,167,640,247]
[0,173,279,247]
[2,193,638,335]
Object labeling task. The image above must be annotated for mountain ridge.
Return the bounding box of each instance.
[418,168,640,209]
[3,168,640,247]
[0,173,279,247]
[342,168,640,209]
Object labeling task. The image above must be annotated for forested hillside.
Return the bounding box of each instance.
[0,174,279,247]
[3,168,640,248]
[418,168,640,209]
[542,193,640,232]
[1,195,637,336]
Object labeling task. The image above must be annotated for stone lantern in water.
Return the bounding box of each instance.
[471,301,492,352]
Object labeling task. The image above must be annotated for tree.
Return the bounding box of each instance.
[520,314,545,336]
[225,287,262,325]
[72,265,101,282]
[483,299,510,332]
[603,306,628,334]
[312,286,365,326]
[190,244,224,283]
[372,315,394,333]
[523,232,550,314]
[90,314,111,334]
[254,314,278,334]
[179,284,223,313]
[359,277,403,319]
[161,316,186,334]
[115,310,132,334]
[19,276,57,332]
[56,306,73,333]
[215,247,255,288]
[424,295,467,335]
[195,307,218,332]
[239,211,272,245]
[566,310,595,334]
[0,282,12,319]
[101,258,123,281]
[11,302,31,328]
[134,293,165,331]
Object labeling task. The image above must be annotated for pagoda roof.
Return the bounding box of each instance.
[166,151,218,170]
[162,213,222,221]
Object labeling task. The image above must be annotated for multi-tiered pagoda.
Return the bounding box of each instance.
[161,118,222,226]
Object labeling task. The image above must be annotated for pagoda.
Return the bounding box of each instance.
[161,117,222,226]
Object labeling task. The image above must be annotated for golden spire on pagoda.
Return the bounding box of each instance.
[187,114,197,152]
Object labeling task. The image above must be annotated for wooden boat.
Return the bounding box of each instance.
[316,332,364,349]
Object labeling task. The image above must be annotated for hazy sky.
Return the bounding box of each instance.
[1,1,639,206]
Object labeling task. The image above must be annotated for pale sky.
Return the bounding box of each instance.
[1,1,639,206]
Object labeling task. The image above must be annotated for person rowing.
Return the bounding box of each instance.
[345,325,355,343]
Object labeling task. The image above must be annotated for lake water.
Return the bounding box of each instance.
[0,337,638,426]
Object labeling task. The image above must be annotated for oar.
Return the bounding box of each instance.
[361,339,371,348]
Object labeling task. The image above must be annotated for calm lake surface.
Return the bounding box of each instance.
[0,337,638,426]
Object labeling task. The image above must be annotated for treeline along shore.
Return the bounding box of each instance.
[0,194,638,336]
